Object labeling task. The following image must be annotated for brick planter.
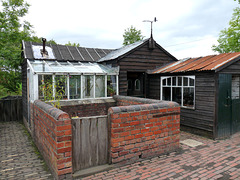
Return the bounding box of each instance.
[110,96,180,164]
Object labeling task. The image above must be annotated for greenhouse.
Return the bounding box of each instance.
[27,59,119,102]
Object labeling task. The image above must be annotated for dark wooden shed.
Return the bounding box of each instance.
[148,52,240,139]
[98,37,177,97]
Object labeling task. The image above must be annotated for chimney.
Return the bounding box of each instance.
[41,38,49,58]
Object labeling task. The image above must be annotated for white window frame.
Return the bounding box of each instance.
[160,75,195,109]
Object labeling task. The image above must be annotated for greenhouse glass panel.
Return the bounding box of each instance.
[95,75,105,98]
[107,75,116,97]
[38,75,53,101]
[69,75,81,99]
[82,75,94,98]
[55,75,68,100]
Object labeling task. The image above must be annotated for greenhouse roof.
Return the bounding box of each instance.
[28,60,119,75]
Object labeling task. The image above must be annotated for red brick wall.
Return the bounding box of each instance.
[59,99,116,118]
[32,100,72,180]
[110,96,180,164]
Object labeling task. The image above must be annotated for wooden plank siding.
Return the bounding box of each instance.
[181,72,216,136]
[219,59,240,74]
[147,74,160,100]
[116,43,176,96]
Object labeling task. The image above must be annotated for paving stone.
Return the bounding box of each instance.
[0,122,53,180]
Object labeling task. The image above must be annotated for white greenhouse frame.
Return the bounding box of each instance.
[27,60,119,102]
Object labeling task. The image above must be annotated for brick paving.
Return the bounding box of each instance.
[81,131,240,180]
[0,122,52,180]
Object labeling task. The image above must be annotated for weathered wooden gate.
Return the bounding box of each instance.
[72,115,109,172]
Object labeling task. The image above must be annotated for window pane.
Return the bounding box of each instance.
[162,87,171,101]
[135,79,140,91]
[69,75,81,99]
[55,75,68,100]
[83,75,94,98]
[107,75,116,97]
[172,87,182,105]
[38,75,53,101]
[163,78,166,86]
[178,77,182,86]
[183,87,194,107]
[190,78,194,86]
[183,77,188,86]
[167,78,171,86]
[95,75,105,98]
[172,77,176,86]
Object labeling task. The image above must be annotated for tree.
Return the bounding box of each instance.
[212,5,240,53]
[65,41,80,47]
[0,0,33,93]
[30,36,57,44]
[123,26,144,46]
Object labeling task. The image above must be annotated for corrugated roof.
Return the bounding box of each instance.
[152,52,240,74]
[97,39,149,62]
[22,41,114,62]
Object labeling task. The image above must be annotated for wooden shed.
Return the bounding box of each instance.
[98,37,177,97]
[148,52,240,139]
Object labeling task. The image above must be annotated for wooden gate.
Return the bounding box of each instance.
[72,115,109,172]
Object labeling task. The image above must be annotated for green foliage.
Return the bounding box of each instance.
[65,41,80,47]
[123,26,144,46]
[212,7,240,53]
[40,76,66,109]
[0,0,33,95]
[30,36,57,44]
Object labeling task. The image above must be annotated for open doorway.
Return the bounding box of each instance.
[127,72,145,97]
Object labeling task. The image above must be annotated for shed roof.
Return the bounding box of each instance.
[151,52,240,74]
[22,41,114,62]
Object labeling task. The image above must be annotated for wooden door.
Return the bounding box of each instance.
[72,116,109,172]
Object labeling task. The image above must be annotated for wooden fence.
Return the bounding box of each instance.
[72,115,109,172]
[0,96,22,122]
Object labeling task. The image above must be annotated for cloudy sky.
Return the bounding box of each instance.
[24,0,238,59]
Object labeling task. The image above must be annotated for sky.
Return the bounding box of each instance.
[23,0,238,59]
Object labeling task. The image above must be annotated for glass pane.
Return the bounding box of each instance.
[69,75,81,99]
[190,78,194,86]
[167,78,171,86]
[135,79,140,91]
[172,87,182,105]
[95,75,105,98]
[55,75,68,100]
[82,75,94,98]
[162,87,171,101]
[183,87,194,107]
[178,77,182,86]
[162,78,166,86]
[184,77,188,86]
[38,75,53,101]
[172,77,176,86]
[107,75,116,97]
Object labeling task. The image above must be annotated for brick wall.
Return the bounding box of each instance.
[109,95,180,164]
[32,100,72,180]
[59,98,116,118]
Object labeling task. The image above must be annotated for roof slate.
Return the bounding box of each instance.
[22,41,114,62]
[151,52,240,74]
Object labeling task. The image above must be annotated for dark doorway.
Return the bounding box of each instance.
[127,72,145,97]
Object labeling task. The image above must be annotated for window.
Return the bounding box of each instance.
[69,75,81,99]
[55,75,68,100]
[107,75,116,97]
[38,75,53,100]
[83,75,94,98]
[95,75,105,98]
[161,76,195,108]
[135,79,140,91]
